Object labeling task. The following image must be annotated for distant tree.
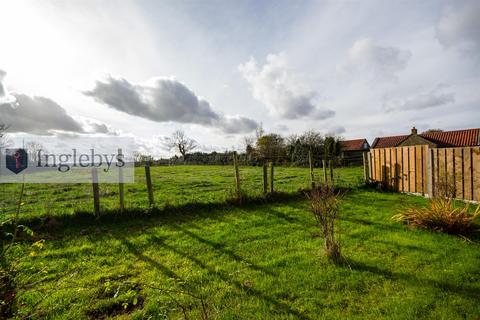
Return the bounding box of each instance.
[255,123,265,140]
[285,130,324,166]
[255,133,286,162]
[133,151,153,165]
[323,136,341,160]
[25,141,46,164]
[243,136,255,155]
[299,130,324,150]
[165,130,197,161]
[0,123,11,149]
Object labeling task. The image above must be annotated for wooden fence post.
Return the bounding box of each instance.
[92,168,100,216]
[118,148,124,213]
[145,163,154,207]
[329,159,334,186]
[362,152,369,183]
[263,162,268,194]
[322,160,327,184]
[269,161,274,193]
[309,150,315,189]
[233,151,241,197]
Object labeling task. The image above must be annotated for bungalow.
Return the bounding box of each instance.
[339,138,370,165]
[371,127,480,149]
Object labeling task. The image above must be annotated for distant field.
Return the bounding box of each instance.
[0,165,363,221]
[2,166,480,319]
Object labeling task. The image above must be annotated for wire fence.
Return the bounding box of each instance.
[0,158,365,221]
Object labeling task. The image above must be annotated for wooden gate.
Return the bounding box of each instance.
[367,146,480,202]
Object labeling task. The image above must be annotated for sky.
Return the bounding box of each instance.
[0,0,479,157]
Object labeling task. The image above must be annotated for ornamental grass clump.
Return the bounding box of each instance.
[392,198,480,236]
[306,185,342,261]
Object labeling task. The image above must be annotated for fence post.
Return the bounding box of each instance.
[263,162,268,194]
[118,148,124,213]
[269,161,274,193]
[309,150,315,189]
[233,151,241,197]
[91,168,100,217]
[362,152,369,183]
[322,160,327,184]
[145,163,154,207]
[329,159,334,186]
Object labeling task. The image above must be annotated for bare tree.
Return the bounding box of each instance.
[165,130,197,161]
[132,151,153,165]
[0,123,11,149]
[255,123,265,140]
[25,141,46,165]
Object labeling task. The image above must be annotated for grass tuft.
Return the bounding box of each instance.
[392,197,480,236]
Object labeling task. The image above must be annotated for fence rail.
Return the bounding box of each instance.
[367,146,480,202]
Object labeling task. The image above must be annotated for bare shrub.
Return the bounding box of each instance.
[306,185,342,261]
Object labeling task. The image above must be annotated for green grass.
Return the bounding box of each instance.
[0,165,362,220]
[2,166,480,319]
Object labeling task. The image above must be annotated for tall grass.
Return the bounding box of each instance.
[392,198,480,236]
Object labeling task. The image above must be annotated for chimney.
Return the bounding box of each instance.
[411,127,418,135]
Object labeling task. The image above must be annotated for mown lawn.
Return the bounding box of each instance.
[2,166,480,319]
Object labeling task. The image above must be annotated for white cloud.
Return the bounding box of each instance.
[0,70,116,135]
[436,1,480,52]
[384,85,455,112]
[84,75,258,134]
[238,53,335,120]
[0,93,85,135]
[337,38,411,82]
[0,69,15,104]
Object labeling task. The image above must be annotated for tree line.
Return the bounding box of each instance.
[148,127,343,167]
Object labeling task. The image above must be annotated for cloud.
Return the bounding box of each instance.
[0,94,85,134]
[384,85,455,112]
[0,70,113,135]
[337,38,411,82]
[84,75,258,134]
[238,53,335,120]
[0,69,15,104]
[326,125,346,136]
[436,1,480,53]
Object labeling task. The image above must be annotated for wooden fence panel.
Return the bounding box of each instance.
[438,148,446,192]
[464,148,473,201]
[414,146,419,193]
[473,147,480,202]
[408,147,415,192]
[454,148,464,199]
[423,146,428,195]
[368,146,479,202]
[446,149,455,197]
[391,148,398,190]
[402,147,409,193]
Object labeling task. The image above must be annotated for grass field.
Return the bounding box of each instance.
[2,166,480,319]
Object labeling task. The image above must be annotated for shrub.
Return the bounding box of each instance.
[306,185,342,261]
[392,198,480,236]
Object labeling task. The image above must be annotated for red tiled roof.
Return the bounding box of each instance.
[420,129,480,147]
[371,135,409,148]
[339,139,369,151]
[371,128,480,148]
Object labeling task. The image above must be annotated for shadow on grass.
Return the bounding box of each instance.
[13,191,307,239]
[140,234,311,319]
[170,223,277,276]
[344,258,480,301]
